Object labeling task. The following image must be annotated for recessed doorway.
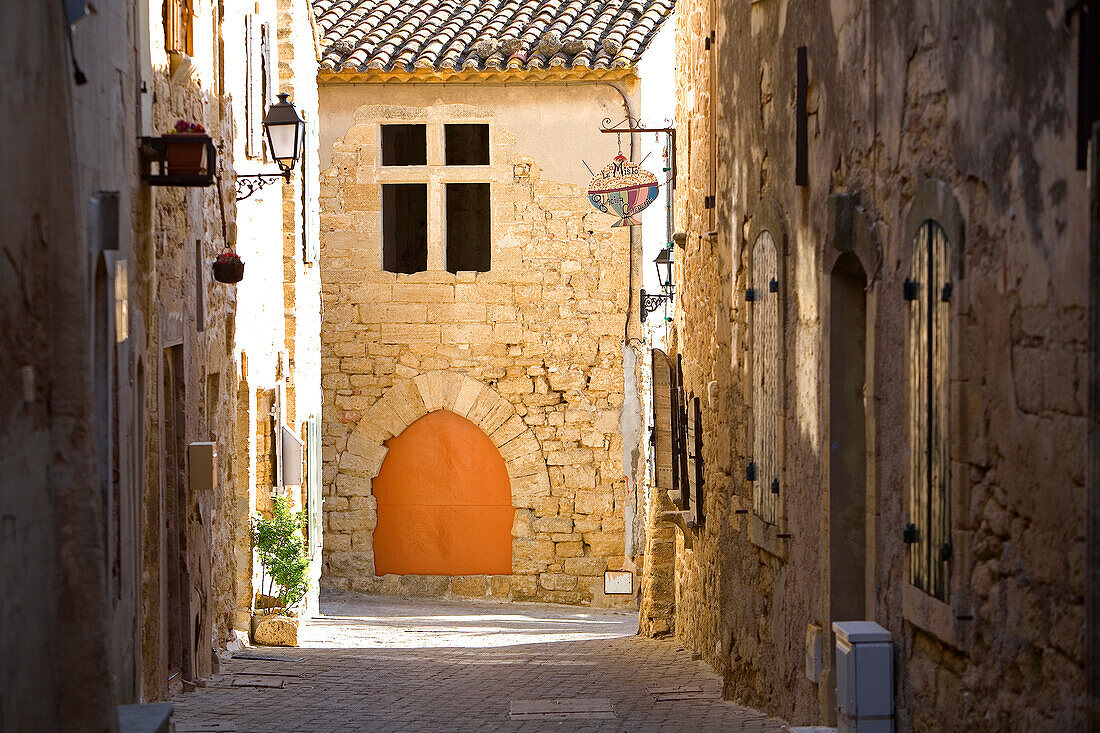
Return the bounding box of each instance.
[372,410,512,576]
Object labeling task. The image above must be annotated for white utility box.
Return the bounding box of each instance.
[832,621,893,733]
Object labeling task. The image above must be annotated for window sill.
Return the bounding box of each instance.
[168,51,193,84]
[749,514,787,561]
[903,584,967,651]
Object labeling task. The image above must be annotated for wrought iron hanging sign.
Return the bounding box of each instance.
[586,153,660,227]
[584,116,676,229]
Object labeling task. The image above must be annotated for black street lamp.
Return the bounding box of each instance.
[236,93,306,200]
[654,247,674,290]
[641,247,674,323]
[264,93,306,175]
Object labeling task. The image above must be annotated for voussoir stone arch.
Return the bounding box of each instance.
[338,370,551,508]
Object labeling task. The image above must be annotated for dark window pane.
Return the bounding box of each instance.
[446,183,490,273]
[381,124,426,166]
[445,124,490,165]
[382,184,427,273]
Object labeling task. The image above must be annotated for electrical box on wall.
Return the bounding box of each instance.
[281,425,304,486]
[833,621,894,733]
[188,442,217,492]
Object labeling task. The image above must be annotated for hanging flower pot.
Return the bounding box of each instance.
[164,119,209,175]
[212,250,245,283]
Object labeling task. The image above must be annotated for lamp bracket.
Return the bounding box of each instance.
[235,166,291,201]
[640,288,673,323]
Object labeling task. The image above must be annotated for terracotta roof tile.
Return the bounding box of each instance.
[313,0,674,74]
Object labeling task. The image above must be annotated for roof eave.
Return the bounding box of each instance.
[317,65,639,84]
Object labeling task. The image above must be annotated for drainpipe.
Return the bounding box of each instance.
[1087,120,1100,732]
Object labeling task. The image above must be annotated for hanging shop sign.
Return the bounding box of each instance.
[586,153,660,228]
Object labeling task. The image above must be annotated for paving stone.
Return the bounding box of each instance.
[171,591,788,732]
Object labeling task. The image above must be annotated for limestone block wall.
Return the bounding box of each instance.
[141,0,322,694]
[317,82,645,606]
[653,0,1090,729]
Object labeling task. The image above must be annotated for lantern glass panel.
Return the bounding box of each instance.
[267,122,299,163]
[654,249,674,288]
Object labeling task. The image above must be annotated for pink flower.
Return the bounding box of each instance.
[169,119,206,135]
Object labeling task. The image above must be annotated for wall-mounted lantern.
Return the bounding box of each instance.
[236,93,306,201]
[655,247,674,290]
[641,247,675,323]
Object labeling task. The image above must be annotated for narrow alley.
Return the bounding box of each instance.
[8,0,1099,730]
[170,593,788,732]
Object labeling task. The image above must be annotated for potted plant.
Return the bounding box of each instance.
[164,119,209,175]
[212,249,244,283]
[250,496,309,646]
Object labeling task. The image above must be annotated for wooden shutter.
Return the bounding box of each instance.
[685,391,697,520]
[930,223,951,600]
[245,15,260,158]
[303,136,320,263]
[752,231,781,525]
[651,349,675,500]
[306,416,323,557]
[182,0,193,56]
[691,395,705,525]
[165,0,181,52]
[260,21,273,159]
[675,355,690,512]
[908,220,951,601]
[907,224,930,593]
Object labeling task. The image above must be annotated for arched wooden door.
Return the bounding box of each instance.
[372,410,512,575]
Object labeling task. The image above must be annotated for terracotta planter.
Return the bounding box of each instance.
[164,134,209,175]
[212,258,244,283]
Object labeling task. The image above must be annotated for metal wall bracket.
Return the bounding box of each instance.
[640,288,673,323]
[600,116,677,189]
[236,170,290,201]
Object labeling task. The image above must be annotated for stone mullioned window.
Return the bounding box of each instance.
[379,122,492,275]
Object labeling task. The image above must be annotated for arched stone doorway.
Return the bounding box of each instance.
[373,410,513,576]
[326,371,552,599]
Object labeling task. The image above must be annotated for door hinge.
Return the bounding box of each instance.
[903,278,919,301]
[939,542,953,562]
[769,277,779,293]
[704,195,716,209]
[903,523,919,543]
[746,461,757,481]
[770,478,780,495]
[746,288,757,302]
[941,281,953,302]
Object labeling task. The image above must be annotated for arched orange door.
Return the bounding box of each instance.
[372,410,513,575]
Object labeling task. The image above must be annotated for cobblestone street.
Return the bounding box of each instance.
[170,592,789,732]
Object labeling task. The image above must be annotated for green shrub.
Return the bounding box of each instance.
[251,496,309,611]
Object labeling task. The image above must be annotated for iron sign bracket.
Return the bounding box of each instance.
[600,116,677,189]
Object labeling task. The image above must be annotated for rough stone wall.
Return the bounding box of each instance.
[657,0,1089,729]
[1,2,142,727]
[317,82,644,606]
[141,0,322,695]
[3,0,322,718]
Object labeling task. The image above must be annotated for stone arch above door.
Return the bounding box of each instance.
[339,370,550,509]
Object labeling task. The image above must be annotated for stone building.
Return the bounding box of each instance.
[2,0,321,725]
[642,0,1099,730]
[141,0,323,699]
[312,0,672,605]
